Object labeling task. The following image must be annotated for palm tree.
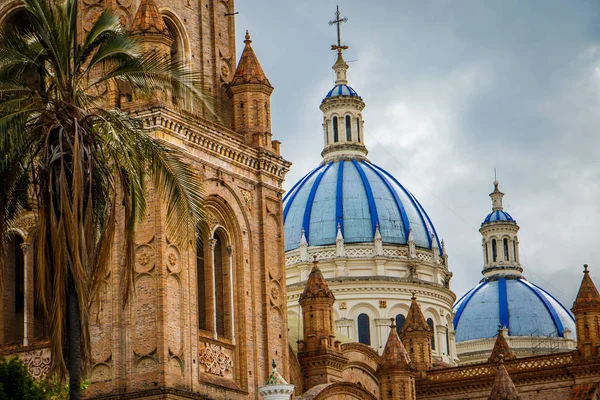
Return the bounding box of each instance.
[0,0,206,398]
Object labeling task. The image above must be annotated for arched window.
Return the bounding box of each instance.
[2,233,25,344]
[163,17,184,105]
[196,234,207,331]
[503,238,509,261]
[492,239,497,262]
[345,115,352,141]
[395,314,405,335]
[356,118,360,142]
[324,122,329,145]
[357,313,370,345]
[333,116,339,142]
[485,245,489,264]
[427,318,435,350]
[197,226,233,339]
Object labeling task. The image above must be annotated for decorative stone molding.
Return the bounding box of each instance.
[18,348,51,380]
[240,189,252,210]
[198,343,233,376]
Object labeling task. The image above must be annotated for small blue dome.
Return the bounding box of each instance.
[324,84,359,99]
[482,210,515,225]
[283,160,441,252]
[453,277,575,342]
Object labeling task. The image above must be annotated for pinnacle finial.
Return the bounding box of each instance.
[584,264,589,273]
[271,359,277,370]
[244,30,251,44]
[389,317,396,329]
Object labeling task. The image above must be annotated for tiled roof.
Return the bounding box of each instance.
[402,296,431,334]
[489,328,516,363]
[378,320,411,371]
[230,31,271,87]
[489,359,520,400]
[573,265,600,312]
[299,258,334,302]
[130,0,169,35]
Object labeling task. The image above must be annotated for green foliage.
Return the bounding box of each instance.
[0,357,45,400]
[34,375,90,400]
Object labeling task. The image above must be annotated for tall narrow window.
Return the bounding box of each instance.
[356,118,360,142]
[357,313,370,345]
[445,324,451,356]
[395,314,405,335]
[333,116,339,142]
[213,234,225,337]
[503,238,509,261]
[197,235,207,331]
[485,245,489,264]
[345,115,352,141]
[427,318,435,350]
[513,241,517,262]
[492,239,498,262]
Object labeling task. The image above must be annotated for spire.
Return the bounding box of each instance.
[299,256,335,302]
[336,223,345,257]
[379,319,411,372]
[572,264,600,312]
[299,228,309,262]
[489,356,520,400]
[130,0,169,35]
[230,31,272,87]
[489,327,516,363]
[490,180,505,212]
[402,295,430,334]
[374,223,384,256]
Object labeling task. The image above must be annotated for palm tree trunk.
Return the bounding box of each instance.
[67,276,82,400]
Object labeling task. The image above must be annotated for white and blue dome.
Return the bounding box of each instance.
[453,277,575,342]
[482,210,515,224]
[324,84,359,99]
[283,159,441,252]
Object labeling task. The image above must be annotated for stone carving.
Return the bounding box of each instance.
[135,245,155,273]
[241,189,252,210]
[18,348,51,380]
[379,300,387,308]
[166,245,181,273]
[198,343,233,376]
[12,214,36,238]
[339,302,347,310]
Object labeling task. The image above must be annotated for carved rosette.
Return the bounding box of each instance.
[198,342,233,377]
[18,349,51,380]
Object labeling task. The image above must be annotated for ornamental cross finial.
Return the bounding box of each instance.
[329,5,348,53]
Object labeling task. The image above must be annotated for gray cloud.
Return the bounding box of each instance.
[236,0,600,308]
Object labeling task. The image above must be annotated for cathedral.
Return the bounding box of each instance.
[1,0,600,399]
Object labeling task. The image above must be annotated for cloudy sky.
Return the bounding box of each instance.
[235,1,600,307]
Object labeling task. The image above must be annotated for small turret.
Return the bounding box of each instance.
[228,31,279,153]
[489,327,516,363]
[376,319,416,400]
[258,360,295,400]
[401,295,433,372]
[479,180,522,279]
[489,355,520,400]
[130,0,172,53]
[572,264,600,360]
[297,257,347,389]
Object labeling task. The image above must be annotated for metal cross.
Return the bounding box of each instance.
[329,5,348,52]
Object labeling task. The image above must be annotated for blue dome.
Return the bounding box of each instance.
[324,84,359,99]
[283,160,441,252]
[482,210,515,225]
[453,277,575,342]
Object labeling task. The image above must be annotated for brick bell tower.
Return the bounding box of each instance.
[572,264,600,360]
[376,319,417,400]
[227,31,280,153]
[297,257,348,390]
[401,295,433,373]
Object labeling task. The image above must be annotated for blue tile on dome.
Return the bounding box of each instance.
[454,281,500,342]
[342,161,373,243]
[507,280,558,337]
[308,162,340,246]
